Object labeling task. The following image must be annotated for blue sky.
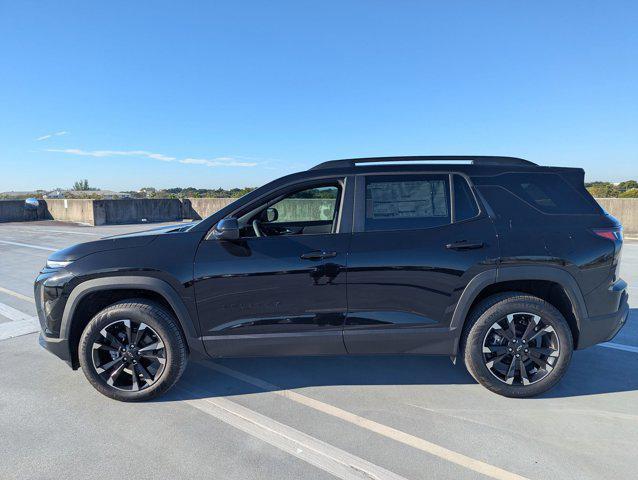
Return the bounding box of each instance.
[1,1,637,192]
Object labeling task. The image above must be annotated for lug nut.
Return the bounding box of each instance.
[524,349,529,353]
[515,354,520,358]
[508,348,513,352]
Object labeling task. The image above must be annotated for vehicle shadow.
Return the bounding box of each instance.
[160,309,638,402]
[160,354,475,402]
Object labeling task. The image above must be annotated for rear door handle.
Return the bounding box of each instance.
[300,250,337,260]
[446,241,484,251]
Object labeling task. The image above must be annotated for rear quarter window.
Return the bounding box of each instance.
[485,173,599,215]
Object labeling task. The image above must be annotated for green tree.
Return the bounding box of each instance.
[587,184,618,198]
[72,179,90,191]
[619,188,638,198]
[618,180,638,192]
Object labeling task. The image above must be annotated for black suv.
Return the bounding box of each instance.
[35,156,629,401]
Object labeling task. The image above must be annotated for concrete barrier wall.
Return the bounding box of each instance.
[43,199,96,224]
[4,197,638,233]
[183,198,235,220]
[95,199,183,225]
[595,198,638,235]
[275,199,337,221]
[0,200,47,223]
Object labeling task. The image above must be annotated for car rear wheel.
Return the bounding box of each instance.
[79,299,188,402]
[462,293,573,398]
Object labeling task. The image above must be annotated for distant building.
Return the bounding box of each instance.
[43,189,131,199]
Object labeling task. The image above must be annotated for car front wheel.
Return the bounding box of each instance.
[78,299,188,402]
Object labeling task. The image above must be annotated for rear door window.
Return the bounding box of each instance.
[453,175,480,221]
[364,175,451,231]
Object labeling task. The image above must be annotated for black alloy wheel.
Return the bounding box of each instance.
[79,299,187,401]
[91,319,166,392]
[482,312,560,386]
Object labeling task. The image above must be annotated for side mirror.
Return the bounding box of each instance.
[262,207,278,223]
[213,218,239,241]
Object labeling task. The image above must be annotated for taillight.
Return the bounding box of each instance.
[592,228,623,242]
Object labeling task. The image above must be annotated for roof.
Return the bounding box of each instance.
[310,156,537,171]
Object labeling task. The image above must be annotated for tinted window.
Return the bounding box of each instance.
[271,186,339,223]
[453,175,479,221]
[494,173,598,214]
[365,175,450,231]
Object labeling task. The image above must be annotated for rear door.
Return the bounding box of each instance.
[343,173,499,354]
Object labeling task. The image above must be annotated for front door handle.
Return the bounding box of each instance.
[300,251,337,260]
[446,241,484,251]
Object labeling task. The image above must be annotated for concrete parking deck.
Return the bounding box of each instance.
[1,220,636,480]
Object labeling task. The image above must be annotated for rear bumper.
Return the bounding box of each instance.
[577,290,629,349]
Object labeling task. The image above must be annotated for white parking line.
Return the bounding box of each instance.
[181,386,409,480]
[0,318,39,340]
[599,342,638,354]
[0,301,35,323]
[0,240,57,251]
[0,301,39,340]
[203,362,529,480]
[0,286,35,304]
[7,228,100,237]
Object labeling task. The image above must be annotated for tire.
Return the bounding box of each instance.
[79,299,188,402]
[461,292,573,398]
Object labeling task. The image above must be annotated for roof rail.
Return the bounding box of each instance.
[309,155,537,170]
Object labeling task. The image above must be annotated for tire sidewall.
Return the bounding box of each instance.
[464,296,573,398]
[79,301,185,401]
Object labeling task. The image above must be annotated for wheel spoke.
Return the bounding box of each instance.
[93,342,117,353]
[96,356,123,374]
[136,362,154,385]
[528,351,551,370]
[130,364,140,391]
[519,359,530,385]
[123,319,133,344]
[100,329,125,349]
[133,323,148,346]
[483,345,508,355]
[106,361,126,386]
[505,357,518,385]
[491,322,513,341]
[486,353,509,368]
[521,315,540,341]
[528,347,558,357]
[527,325,553,344]
[506,314,518,340]
[138,341,164,353]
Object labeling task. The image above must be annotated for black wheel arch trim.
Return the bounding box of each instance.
[450,265,588,355]
[60,276,206,357]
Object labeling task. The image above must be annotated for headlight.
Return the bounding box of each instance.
[46,259,73,269]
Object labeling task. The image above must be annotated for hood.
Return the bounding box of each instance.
[103,222,197,239]
[47,222,198,263]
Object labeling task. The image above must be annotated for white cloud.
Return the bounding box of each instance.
[45,148,175,161]
[179,157,257,167]
[36,131,68,141]
[45,148,258,167]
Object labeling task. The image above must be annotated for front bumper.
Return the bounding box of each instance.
[35,268,77,368]
[577,290,629,349]
[38,332,74,368]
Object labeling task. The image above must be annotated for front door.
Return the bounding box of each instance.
[193,178,352,357]
[344,173,499,354]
